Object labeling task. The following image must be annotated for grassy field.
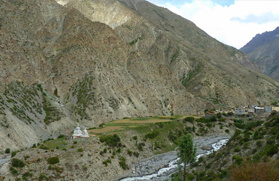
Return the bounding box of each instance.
[86,115,203,154]
[87,115,190,135]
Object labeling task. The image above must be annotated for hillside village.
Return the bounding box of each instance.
[205,105,279,116]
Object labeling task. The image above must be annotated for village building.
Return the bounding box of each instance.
[234,108,246,115]
[264,105,273,113]
[272,106,279,112]
[254,106,264,114]
[247,108,254,116]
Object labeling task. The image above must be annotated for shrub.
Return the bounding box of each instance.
[206,122,213,128]
[235,123,245,129]
[103,159,111,166]
[256,141,262,147]
[119,156,128,170]
[133,152,139,157]
[99,123,105,128]
[217,112,222,119]
[266,139,275,145]
[145,131,159,139]
[196,117,210,123]
[245,121,263,131]
[39,174,48,181]
[234,147,240,152]
[24,155,30,160]
[210,116,217,122]
[168,132,177,143]
[243,143,249,149]
[225,129,230,133]
[77,148,83,152]
[155,122,164,128]
[265,145,278,157]
[232,155,243,165]
[57,135,65,139]
[39,145,48,150]
[11,151,16,157]
[252,148,257,154]
[183,117,195,123]
[127,150,133,156]
[100,134,121,147]
[22,172,32,179]
[137,143,145,151]
[47,157,59,164]
[253,130,261,140]
[227,112,234,116]
[11,158,25,168]
[218,169,228,179]
[5,148,10,153]
[198,156,204,163]
[253,152,265,161]
[10,167,18,175]
[132,136,138,140]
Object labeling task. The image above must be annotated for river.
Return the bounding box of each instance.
[0,154,11,166]
[119,135,230,181]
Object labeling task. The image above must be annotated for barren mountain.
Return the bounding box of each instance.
[240,27,279,80]
[0,0,279,150]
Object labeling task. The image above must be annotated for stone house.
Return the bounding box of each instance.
[234,108,246,115]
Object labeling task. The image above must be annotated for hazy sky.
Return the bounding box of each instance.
[147,0,279,49]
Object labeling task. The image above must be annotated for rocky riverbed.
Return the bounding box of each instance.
[117,135,231,181]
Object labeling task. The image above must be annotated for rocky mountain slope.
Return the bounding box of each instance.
[240,27,279,80]
[0,0,279,150]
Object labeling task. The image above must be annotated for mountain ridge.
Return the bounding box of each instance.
[240,26,279,80]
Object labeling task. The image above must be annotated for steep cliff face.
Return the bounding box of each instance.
[240,27,279,80]
[0,0,279,150]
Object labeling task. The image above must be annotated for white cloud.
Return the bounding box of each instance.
[147,0,279,49]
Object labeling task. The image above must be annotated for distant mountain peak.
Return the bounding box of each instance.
[240,26,279,80]
[241,26,279,54]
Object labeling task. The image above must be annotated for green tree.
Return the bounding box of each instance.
[178,134,196,181]
[271,101,278,106]
[5,148,10,153]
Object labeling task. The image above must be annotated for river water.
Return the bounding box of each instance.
[0,154,11,166]
[120,137,229,181]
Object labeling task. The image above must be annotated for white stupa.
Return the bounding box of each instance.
[72,126,82,138]
[72,125,90,138]
[82,128,89,138]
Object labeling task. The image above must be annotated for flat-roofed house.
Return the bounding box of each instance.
[255,106,264,114]
[235,108,246,115]
[272,106,279,112]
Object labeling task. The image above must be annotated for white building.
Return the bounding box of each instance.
[72,126,89,138]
